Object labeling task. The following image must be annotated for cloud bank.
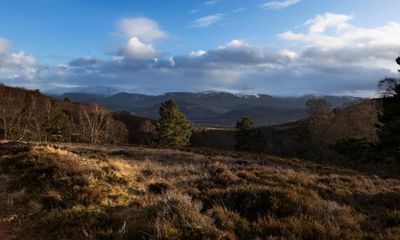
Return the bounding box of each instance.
[1,13,399,97]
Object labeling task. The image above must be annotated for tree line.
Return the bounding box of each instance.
[0,84,127,144]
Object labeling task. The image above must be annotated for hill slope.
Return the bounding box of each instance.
[1,141,399,240]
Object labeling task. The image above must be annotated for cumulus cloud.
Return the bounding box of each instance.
[115,17,166,60]
[223,39,249,48]
[191,14,225,27]
[278,13,400,72]
[122,37,158,59]
[262,0,302,9]
[305,13,352,34]
[190,50,207,57]
[118,17,167,42]
[0,41,38,82]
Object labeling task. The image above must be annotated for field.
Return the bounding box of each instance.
[0,141,400,239]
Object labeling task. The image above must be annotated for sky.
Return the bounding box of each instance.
[0,0,400,96]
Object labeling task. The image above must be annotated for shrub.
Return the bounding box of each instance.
[154,191,220,239]
[208,206,251,239]
[205,187,310,221]
[208,162,240,187]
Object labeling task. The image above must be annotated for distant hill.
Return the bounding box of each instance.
[52,90,365,126]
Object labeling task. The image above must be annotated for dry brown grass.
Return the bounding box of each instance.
[0,141,399,239]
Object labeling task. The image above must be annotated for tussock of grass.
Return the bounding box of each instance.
[0,141,400,239]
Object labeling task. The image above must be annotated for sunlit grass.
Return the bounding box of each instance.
[0,141,399,239]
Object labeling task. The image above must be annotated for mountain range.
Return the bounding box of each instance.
[53,90,364,126]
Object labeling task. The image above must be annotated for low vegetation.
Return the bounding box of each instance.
[1,141,400,239]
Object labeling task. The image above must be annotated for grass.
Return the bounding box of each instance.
[0,141,400,239]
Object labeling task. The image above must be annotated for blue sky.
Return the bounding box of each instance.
[0,0,400,96]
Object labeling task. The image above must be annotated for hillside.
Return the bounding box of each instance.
[192,99,380,158]
[1,141,399,239]
[0,84,155,146]
[53,91,364,126]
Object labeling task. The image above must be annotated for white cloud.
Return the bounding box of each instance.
[217,40,250,50]
[278,49,298,60]
[190,50,207,57]
[305,13,352,34]
[116,17,165,60]
[277,31,305,41]
[6,51,36,65]
[0,51,38,80]
[123,37,157,59]
[118,17,167,42]
[191,14,225,27]
[278,13,400,72]
[262,0,302,9]
[225,39,249,48]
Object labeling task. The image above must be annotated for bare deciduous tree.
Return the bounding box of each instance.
[104,117,128,144]
[0,87,31,140]
[306,98,332,117]
[78,102,109,144]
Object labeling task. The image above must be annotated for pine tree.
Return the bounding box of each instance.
[376,56,400,160]
[235,116,265,152]
[156,99,192,147]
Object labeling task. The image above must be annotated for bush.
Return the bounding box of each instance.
[208,206,251,239]
[123,191,222,240]
[154,191,220,239]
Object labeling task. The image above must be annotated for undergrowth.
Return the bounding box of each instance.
[0,141,399,239]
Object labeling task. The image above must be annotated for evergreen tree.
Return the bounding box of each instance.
[156,99,192,147]
[376,56,400,160]
[235,116,265,152]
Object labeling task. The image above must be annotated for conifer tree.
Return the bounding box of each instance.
[376,56,400,159]
[235,116,265,152]
[156,99,192,147]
